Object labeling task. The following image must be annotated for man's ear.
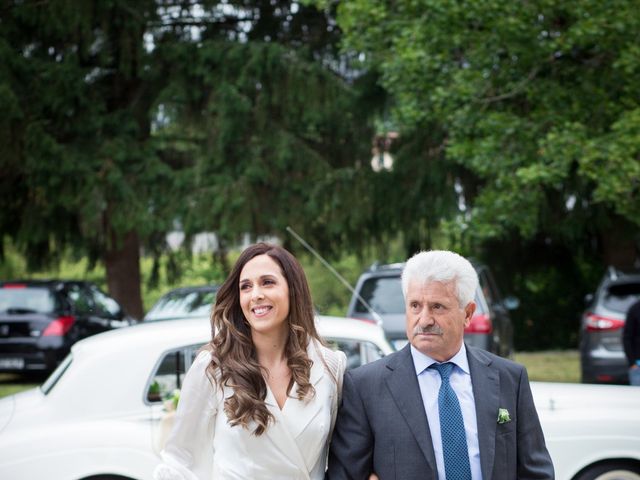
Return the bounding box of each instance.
[463,301,476,327]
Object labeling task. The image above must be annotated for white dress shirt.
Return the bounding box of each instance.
[411,344,483,480]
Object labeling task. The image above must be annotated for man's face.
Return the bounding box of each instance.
[405,280,475,362]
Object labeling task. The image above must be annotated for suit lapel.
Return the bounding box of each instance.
[262,341,326,478]
[385,345,438,475]
[282,341,325,438]
[468,347,499,480]
[263,400,311,478]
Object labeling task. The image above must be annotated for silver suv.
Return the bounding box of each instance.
[346,262,517,357]
[580,267,640,384]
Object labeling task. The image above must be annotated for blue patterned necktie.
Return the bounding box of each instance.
[431,362,472,480]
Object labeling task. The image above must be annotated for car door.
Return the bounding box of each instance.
[146,343,205,454]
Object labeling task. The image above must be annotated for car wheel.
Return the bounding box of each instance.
[574,461,640,480]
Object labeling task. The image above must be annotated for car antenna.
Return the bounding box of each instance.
[286,226,384,325]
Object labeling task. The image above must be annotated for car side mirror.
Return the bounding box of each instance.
[502,296,520,311]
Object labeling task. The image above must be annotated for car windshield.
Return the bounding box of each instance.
[146,288,216,321]
[0,286,56,314]
[354,276,487,315]
[355,276,405,314]
[603,282,640,313]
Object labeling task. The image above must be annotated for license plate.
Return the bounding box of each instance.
[0,358,25,369]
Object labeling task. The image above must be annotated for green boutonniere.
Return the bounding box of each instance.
[497,408,511,424]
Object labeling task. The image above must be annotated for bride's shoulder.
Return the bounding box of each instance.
[312,340,346,376]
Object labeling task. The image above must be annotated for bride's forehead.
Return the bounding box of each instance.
[240,255,284,278]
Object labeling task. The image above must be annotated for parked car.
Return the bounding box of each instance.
[144,285,219,322]
[531,381,640,480]
[1,317,638,480]
[580,267,640,384]
[0,280,131,374]
[347,262,518,357]
[0,316,393,480]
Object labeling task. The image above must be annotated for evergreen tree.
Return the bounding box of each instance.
[0,0,378,316]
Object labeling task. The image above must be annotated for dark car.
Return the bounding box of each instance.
[143,285,219,322]
[346,262,517,357]
[580,267,640,384]
[0,280,131,373]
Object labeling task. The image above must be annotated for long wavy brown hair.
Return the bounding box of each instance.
[206,242,322,435]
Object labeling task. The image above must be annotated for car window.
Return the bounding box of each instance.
[473,288,488,315]
[65,284,94,315]
[355,275,488,316]
[0,286,56,314]
[90,286,123,319]
[146,344,205,403]
[325,338,385,370]
[603,283,640,313]
[146,289,216,321]
[354,276,405,314]
[477,269,496,306]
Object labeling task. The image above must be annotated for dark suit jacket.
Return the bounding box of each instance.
[326,344,554,480]
[624,299,640,366]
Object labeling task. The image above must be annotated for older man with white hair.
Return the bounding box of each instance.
[327,250,554,480]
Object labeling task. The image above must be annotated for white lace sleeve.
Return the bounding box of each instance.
[153,350,219,480]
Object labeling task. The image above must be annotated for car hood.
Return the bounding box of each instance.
[532,382,640,420]
[0,388,44,433]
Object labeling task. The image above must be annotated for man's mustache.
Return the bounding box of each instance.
[412,325,443,336]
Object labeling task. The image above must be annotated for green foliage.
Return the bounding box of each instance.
[317,0,640,349]
[0,237,224,312]
[331,0,640,254]
[0,239,374,317]
[0,1,379,315]
[160,39,375,256]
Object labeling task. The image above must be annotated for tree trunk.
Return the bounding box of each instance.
[104,230,144,320]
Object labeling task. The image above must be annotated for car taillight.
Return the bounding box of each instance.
[465,313,492,333]
[585,313,625,331]
[2,283,26,289]
[42,316,76,336]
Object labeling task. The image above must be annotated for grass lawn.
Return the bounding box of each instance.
[514,350,580,383]
[0,350,581,399]
[0,373,44,399]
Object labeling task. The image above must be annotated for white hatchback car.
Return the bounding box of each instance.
[0,317,639,480]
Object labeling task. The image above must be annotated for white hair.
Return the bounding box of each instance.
[401,250,478,307]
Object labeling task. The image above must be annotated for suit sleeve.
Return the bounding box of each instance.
[516,367,555,479]
[326,370,374,480]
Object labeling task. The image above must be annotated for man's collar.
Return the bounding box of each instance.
[410,343,470,375]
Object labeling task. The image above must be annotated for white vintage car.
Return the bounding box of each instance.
[0,317,638,480]
[532,381,640,480]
